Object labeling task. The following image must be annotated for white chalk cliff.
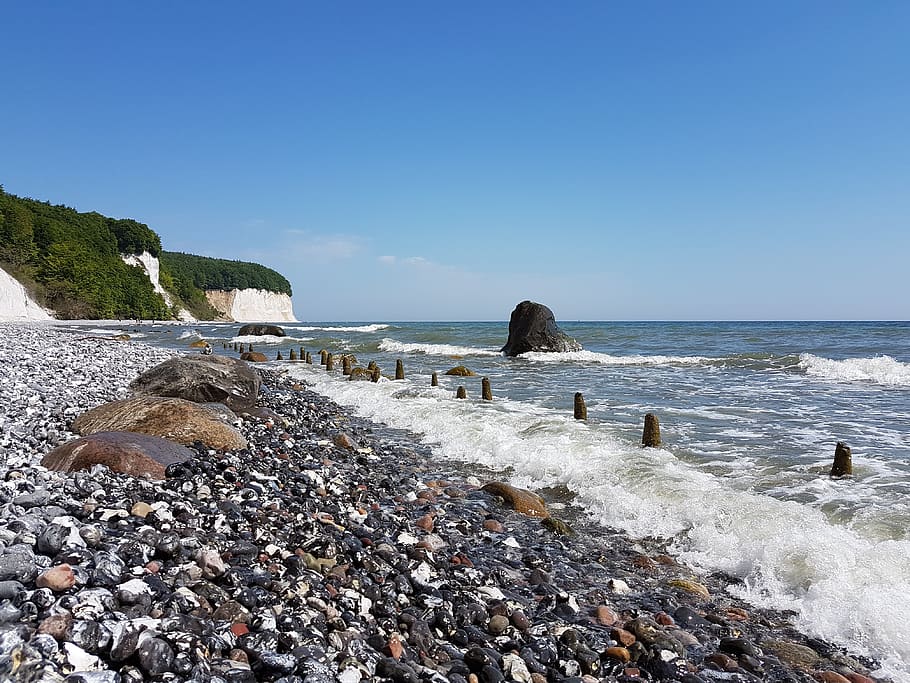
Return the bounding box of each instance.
[121,251,196,322]
[205,288,297,322]
[0,266,52,321]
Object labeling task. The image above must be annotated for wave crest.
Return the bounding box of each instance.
[379,338,501,357]
[290,324,390,333]
[799,353,910,387]
[522,350,713,366]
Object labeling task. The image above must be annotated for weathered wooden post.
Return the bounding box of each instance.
[299,347,305,360]
[320,349,328,365]
[431,372,438,387]
[289,348,297,361]
[395,359,405,380]
[239,343,245,353]
[482,377,492,401]
[326,353,334,371]
[371,366,381,382]
[368,361,378,372]
[342,356,352,376]
[233,342,238,351]
[456,386,467,399]
[830,442,853,476]
[248,344,254,353]
[574,392,587,420]
[305,352,312,364]
[277,350,283,360]
[642,413,661,447]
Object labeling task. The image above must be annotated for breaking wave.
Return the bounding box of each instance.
[290,324,390,333]
[799,354,910,387]
[379,339,501,357]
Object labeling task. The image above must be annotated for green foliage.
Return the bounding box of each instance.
[0,187,292,320]
[160,251,292,296]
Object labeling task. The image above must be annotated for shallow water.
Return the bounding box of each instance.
[57,319,910,679]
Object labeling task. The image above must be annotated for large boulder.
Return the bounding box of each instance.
[500,301,582,356]
[130,355,260,410]
[41,432,193,480]
[72,396,246,451]
[238,324,285,337]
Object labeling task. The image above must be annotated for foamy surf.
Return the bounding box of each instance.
[522,349,714,366]
[379,338,502,357]
[799,353,910,387]
[291,364,910,680]
[290,324,390,333]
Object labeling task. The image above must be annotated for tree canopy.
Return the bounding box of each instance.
[160,251,292,296]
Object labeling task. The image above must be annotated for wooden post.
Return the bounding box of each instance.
[481,377,492,401]
[326,353,334,371]
[277,350,283,360]
[642,413,661,447]
[233,342,238,351]
[289,348,297,361]
[830,442,853,476]
[248,344,254,353]
[371,366,381,382]
[239,343,245,353]
[395,359,405,380]
[342,356,352,376]
[305,352,312,364]
[574,392,587,420]
[299,347,305,360]
[456,386,467,399]
[368,361,377,372]
[431,372,438,387]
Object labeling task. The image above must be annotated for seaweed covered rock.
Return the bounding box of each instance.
[130,355,260,410]
[445,365,476,376]
[501,301,581,356]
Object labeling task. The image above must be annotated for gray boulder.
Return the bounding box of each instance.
[501,301,582,356]
[238,324,285,337]
[129,355,261,410]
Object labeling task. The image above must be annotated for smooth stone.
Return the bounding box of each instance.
[138,636,175,675]
[36,564,76,592]
[0,545,38,582]
[130,354,261,410]
[481,482,549,518]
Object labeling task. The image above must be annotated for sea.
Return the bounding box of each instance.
[58,319,910,679]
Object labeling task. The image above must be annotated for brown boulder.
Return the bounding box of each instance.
[240,352,268,363]
[42,431,194,480]
[481,482,549,518]
[130,355,260,410]
[72,396,246,451]
[445,365,476,377]
[188,340,209,348]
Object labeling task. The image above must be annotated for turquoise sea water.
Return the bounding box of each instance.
[61,319,910,678]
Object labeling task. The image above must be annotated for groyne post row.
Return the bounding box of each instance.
[226,344,854,477]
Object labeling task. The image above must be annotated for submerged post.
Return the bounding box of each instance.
[326,353,334,371]
[830,442,853,477]
[305,352,312,364]
[342,356,352,376]
[300,346,305,360]
[320,349,328,365]
[431,372,438,387]
[574,392,587,420]
[248,344,254,353]
[395,359,405,380]
[482,377,492,401]
[371,366,381,382]
[277,350,283,361]
[289,348,297,361]
[456,386,467,399]
[239,343,245,353]
[642,413,661,447]
[233,342,239,351]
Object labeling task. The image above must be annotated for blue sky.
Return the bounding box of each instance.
[3,2,908,320]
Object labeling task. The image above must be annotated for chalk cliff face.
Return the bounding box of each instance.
[0,266,52,321]
[121,252,196,322]
[205,289,297,323]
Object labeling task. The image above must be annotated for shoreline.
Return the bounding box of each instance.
[0,323,891,682]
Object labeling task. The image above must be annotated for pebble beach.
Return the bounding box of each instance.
[0,323,891,683]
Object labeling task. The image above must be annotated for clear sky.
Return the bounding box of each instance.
[3,2,908,321]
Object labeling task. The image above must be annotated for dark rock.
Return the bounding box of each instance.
[500,301,581,356]
[41,431,194,480]
[0,545,38,582]
[137,636,175,676]
[72,396,246,451]
[130,355,261,410]
[238,324,286,337]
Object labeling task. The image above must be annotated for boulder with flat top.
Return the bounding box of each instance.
[130,355,260,410]
[501,301,582,356]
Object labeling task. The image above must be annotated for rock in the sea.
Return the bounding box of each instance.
[238,324,286,337]
[481,482,549,518]
[240,351,268,363]
[500,301,582,356]
[72,396,246,451]
[130,355,261,410]
[445,365,476,377]
[41,431,194,480]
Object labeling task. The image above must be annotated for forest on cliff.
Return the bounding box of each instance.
[0,187,290,319]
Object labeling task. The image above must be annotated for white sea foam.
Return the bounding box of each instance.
[177,330,201,340]
[379,338,501,357]
[799,353,910,387]
[231,334,312,345]
[289,324,390,333]
[291,364,910,679]
[522,349,714,366]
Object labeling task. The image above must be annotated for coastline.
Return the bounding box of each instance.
[0,323,890,683]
